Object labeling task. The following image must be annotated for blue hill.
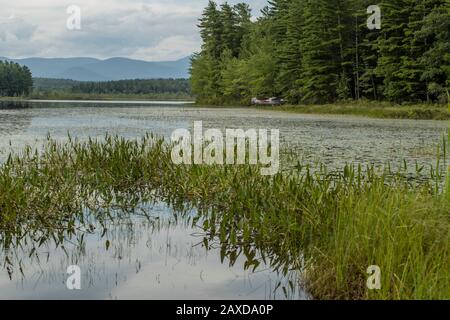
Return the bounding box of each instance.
[0,56,191,81]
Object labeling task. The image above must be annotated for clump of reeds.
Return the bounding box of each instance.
[0,133,448,299]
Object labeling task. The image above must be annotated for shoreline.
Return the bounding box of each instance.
[195,101,450,120]
[0,96,196,104]
[27,99,196,105]
[2,97,449,120]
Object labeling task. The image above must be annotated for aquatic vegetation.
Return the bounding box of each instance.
[0,134,448,300]
[271,101,450,120]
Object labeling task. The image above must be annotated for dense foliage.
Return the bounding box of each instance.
[33,78,190,95]
[191,0,450,105]
[70,79,191,95]
[32,78,81,91]
[0,61,33,96]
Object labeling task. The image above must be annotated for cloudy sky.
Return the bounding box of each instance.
[0,0,266,61]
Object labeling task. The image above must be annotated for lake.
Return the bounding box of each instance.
[0,100,448,300]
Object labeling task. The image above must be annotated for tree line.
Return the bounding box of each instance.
[70,79,191,95]
[0,61,33,96]
[191,0,450,105]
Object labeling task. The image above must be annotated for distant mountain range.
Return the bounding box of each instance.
[0,56,191,81]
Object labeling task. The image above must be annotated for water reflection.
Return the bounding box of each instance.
[0,101,447,171]
[0,101,33,110]
[0,202,305,300]
[0,101,32,136]
[0,101,448,300]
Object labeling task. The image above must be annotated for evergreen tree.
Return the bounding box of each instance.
[191,0,449,105]
[192,1,224,103]
[358,0,383,100]
[415,0,450,103]
[376,0,416,102]
[220,3,238,56]
[233,3,252,57]
[298,0,340,103]
[275,0,304,102]
[0,61,33,97]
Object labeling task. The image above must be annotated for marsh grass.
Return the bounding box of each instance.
[0,133,448,299]
[267,101,450,120]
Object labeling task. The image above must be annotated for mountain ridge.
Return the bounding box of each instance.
[0,56,191,81]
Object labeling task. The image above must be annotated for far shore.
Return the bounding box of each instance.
[2,96,449,120]
[0,96,195,104]
[195,101,450,121]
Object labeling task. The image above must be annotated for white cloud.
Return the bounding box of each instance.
[0,0,265,61]
[132,35,200,61]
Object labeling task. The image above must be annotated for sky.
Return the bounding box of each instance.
[0,0,267,61]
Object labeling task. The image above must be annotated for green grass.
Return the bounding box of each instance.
[0,134,448,299]
[266,101,450,120]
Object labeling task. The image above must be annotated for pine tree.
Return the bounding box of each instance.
[0,60,33,97]
[376,0,417,102]
[397,0,433,102]
[298,0,341,103]
[192,1,224,103]
[220,3,238,56]
[358,0,383,100]
[415,0,450,103]
[266,0,291,97]
[198,1,223,59]
[275,0,304,102]
[334,0,355,100]
[233,3,252,57]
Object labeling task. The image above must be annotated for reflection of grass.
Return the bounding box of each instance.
[265,101,450,120]
[0,135,448,300]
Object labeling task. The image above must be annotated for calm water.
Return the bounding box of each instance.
[1,100,448,169]
[0,100,448,300]
[0,202,301,300]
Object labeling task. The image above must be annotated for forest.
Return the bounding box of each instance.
[70,79,191,95]
[190,0,450,105]
[31,78,192,100]
[0,61,33,97]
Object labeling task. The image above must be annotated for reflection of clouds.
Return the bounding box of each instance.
[0,202,301,300]
[0,103,447,299]
[0,102,447,171]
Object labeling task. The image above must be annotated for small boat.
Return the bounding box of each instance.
[251,97,286,106]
